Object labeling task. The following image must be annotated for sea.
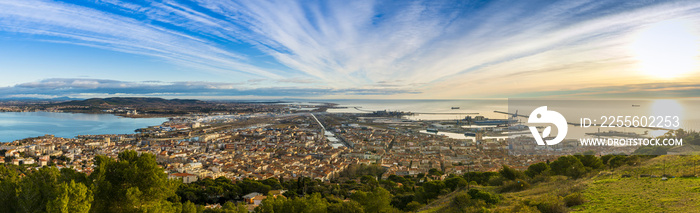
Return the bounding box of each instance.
[324,99,508,119]
[322,99,700,138]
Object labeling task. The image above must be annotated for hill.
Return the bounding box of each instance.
[419,155,700,213]
[30,97,297,117]
[36,97,215,117]
[52,97,204,107]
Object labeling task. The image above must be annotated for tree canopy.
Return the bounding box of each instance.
[89,150,181,213]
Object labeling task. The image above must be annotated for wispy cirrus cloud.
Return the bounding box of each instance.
[0,0,281,79]
[0,0,699,98]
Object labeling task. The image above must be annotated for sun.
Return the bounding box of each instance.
[631,20,700,79]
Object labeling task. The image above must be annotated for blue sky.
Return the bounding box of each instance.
[0,0,699,99]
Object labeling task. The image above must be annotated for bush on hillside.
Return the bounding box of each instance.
[487,175,507,186]
[563,192,585,207]
[533,196,567,213]
[499,179,530,193]
[525,162,550,178]
[467,189,499,205]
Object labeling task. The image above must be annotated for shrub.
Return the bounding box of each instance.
[467,189,499,205]
[575,155,604,170]
[499,165,526,181]
[445,176,468,191]
[534,196,567,213]
[550,156,587,179]
[510,203,541,213]
[404,201,423,212]
[530,174,551,184]
[463,172,498,186]
[450,192,473,210]
[608,156,628,169]
[499,179,531,193]
[568,184,586,194]
[488,176,507,186]
[448,192,488,213]
[563,193,585,207]
[440,188,451,195]
[525,162,550,178]
[625,155,642,166]
[417,180,446,201]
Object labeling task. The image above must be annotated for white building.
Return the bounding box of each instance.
[168,173,198,184]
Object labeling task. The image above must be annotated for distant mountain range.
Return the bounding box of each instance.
[0,97,297,117]
[52,97,204,107]
[27,97,289,117]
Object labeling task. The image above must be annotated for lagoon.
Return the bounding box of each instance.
[0,112,167,142]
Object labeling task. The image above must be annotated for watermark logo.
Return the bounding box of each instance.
[528,106,568,145]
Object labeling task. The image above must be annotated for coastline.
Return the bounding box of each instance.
[0,111,168,143]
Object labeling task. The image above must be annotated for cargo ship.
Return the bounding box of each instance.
[465,115,518,125]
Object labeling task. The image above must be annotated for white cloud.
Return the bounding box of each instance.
[1,0,699,98]
[0,0,282,79]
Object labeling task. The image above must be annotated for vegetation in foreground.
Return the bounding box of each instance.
[420,129,700,213]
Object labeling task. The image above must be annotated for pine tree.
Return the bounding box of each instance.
[46,180,93,213]
[90,150,181,212]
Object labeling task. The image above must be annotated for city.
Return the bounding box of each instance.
[0,98,666,212]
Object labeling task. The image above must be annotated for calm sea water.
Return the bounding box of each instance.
[325,99,508,120]
[0,112,166,142]
[322,99,700,136]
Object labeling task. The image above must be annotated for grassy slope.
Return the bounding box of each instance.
[574,155,700,212]
[421,155,700,213]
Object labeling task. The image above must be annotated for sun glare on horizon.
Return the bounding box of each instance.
[631,19,700,79]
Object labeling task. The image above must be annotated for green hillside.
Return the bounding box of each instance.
[420,155,700,213]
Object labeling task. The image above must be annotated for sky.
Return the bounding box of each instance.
[0,0,699,99]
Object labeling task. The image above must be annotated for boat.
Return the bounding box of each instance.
[451,107,460,109]
[465,113,519,125]
[468,118,519,125]
[426,128,439,133]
